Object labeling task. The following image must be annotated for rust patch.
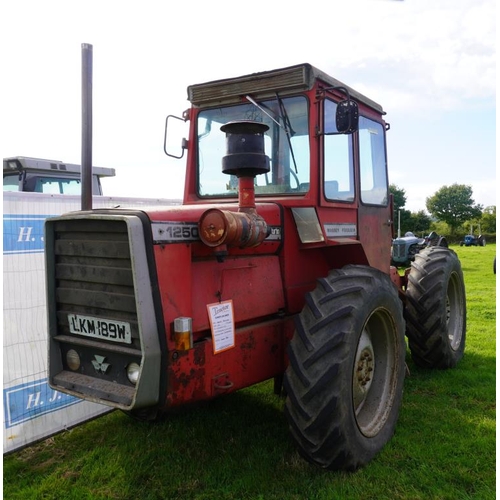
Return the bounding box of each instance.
[174,367,205,390]
[240,331,256,350]
[194,344,206,366]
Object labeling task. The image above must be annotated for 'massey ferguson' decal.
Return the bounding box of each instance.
[323,223,357,238]
[152,221,282,243]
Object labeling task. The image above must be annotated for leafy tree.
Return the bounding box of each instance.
[389,184,411,235]
[426,184,483,234]
[409,210,432,235]
[430,220,450,237]
[480,206,496,233]
[389,184,407,213]
[462,206,496,235]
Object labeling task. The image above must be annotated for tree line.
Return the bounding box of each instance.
[390,183,496,238]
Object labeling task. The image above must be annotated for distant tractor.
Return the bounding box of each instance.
[391,231,445,266]
[3,156,115,195]
[45,62,467,471]
[460,234,486,247]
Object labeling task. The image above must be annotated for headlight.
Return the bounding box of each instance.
[126,362,141,385]
[66,349,81,371]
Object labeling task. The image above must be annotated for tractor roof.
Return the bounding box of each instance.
[187,63,384,114]
[3,156,115,178]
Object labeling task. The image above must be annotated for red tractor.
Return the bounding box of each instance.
[45,63,466,471]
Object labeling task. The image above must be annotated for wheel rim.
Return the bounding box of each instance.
[352,330,374,415]
[446,271,464,351]
[352,309,399,438]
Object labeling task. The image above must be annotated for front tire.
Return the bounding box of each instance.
[404,246,466,368]
[284,266,406,471]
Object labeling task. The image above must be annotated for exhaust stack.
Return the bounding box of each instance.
[81,43,93,210]
[199,121,270,250]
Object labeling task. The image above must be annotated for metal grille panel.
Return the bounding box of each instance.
[52,218,140,349]
[392,243,406,259]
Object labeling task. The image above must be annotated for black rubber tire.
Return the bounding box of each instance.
[404,246,466,369]
[408,244,419,260]
[284,265,406,471]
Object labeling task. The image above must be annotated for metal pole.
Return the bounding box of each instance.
[81,43,93,210]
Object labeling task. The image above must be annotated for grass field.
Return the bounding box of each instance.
[3,245,496,500]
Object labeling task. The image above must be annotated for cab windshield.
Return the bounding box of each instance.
[197,95,310,197]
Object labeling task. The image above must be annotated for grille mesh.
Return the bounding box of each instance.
[392,243,406,259]
[52,218,140,349]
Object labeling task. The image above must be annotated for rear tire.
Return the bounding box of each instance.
[284,266,406,471]
[404,246,466,368]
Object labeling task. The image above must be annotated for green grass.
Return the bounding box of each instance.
[4,245,496,500]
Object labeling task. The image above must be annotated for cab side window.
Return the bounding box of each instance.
[359,116,388,205]
[323,99,355,202]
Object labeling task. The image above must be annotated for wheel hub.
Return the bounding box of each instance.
[353,330,374,414]
[446,272,463,351]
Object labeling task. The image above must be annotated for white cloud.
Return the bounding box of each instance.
[321,0,496,111]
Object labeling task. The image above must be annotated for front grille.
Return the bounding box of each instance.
[48,217,142,407]
[392,243,405,259]
[52,218,140,349]
[47,213,162,410]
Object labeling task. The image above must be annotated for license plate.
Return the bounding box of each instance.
[68,314,132,344]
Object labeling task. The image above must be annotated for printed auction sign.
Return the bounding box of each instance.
[206,300,235,354]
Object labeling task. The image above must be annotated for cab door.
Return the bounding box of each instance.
[356,116,393,272]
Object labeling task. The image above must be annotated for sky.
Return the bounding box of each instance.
[2,0,496,213]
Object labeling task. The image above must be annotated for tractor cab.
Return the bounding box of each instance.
[3,156,115,195]
[165,63,392,271]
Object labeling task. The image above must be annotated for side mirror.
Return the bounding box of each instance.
[336,99,359,134]
[164,113,189,159]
